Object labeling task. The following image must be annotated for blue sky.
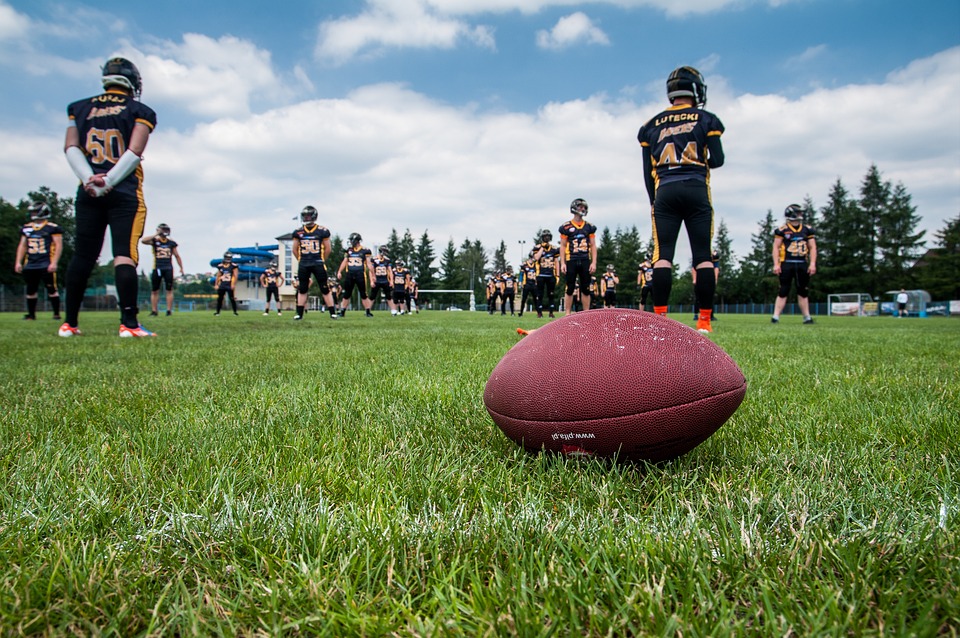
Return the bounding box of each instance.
[1,0,958,274]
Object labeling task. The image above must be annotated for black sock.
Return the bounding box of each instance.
[694,266,716,312]
[50,296,60,315]
[651,268,673,308]
[27,297,37,317]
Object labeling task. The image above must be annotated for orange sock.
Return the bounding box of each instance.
[699,309,713,322]
[654,306,668,316]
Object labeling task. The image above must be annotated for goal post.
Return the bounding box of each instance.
[415,289,477,311]
[827,293,876,317]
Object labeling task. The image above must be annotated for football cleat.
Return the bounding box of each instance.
[293,314,303,320]
[119,324,156,338]
[58,323,82,337]
[23,314,36,321]
[803,317,815,325]
[771,317,779,324]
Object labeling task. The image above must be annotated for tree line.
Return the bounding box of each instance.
[3,164,958,306]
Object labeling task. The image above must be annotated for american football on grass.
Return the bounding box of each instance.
[484,309,746,463]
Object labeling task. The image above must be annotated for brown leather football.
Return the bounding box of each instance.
[484,309,746,462]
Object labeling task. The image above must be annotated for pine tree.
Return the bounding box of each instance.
[916,214,960,299]
[412,231,437,288]
[818,179,865,297]
[877,182,925,289]
[399,229,416,267]
[492,240,508,273]
[857,164,891,294]
[738,210,778,303]
[713,219,736,307]
[385,229,402,264]
[597,227,616,272]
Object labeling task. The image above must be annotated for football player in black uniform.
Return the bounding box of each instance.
[214,252,239,315]
[499,266,517,315]
[292,205,338,321]
[369,246,395,313]
[637,259,653,311]
[336,232,375,317]
[141,223,183,317]
[260,261,284,315]
[772,204,817,324]
[391,259,411,315]
[558,198,598,315]
[532,230,560,318]
[517,252,537,317]
[15,201,63,321]
[638,66,724,333]
[600,264,619,308]
[61,57,157,337]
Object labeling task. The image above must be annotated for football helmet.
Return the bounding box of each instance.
[570,198,588,216]
[269,261,278,269]
[28,201,51,221]
[223,251,233,263]
[712,250,720,261]
[394,259,404,268]
[301,206,318,224]
[102,57,142,98]
[606,264,615,272]
[349,232,362,246]
[784,204,805,222]
[379,246,390,256]
[666,66,707,107]
[157,223,171,237]
[540,230,553,243]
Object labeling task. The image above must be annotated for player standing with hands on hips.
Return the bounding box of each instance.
[141,223,183,317]
[60,57,157,337]
[771,204,817,324]
[637,66,724,333]
[15,201,63,321]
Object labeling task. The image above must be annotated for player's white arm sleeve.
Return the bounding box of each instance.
[65,145,94,183]
[103,149,142,188]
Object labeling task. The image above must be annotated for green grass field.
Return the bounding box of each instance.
[1,309,957,636]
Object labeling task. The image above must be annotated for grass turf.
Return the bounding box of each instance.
[0,310,957,636]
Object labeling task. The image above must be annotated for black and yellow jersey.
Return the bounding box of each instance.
[344,245,372,272]
[535,243,560,277]
[520,260,537,287]
[392,267,410,289]
[774,223,816,263]
[261,268,282,287]
[215,262,239,289]
[19,220,63,270]
[558,220,597,262]
[147,236,178,270]
[637,104,724,193]
[638,262,653,287]
[292,224,331,266]
[67,88,157,198]
[601,273,617,293]
[371,256,392,283]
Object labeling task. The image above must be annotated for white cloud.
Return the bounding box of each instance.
[137,34,288,118]
[784,44,828,68]
[0,1,30,40]
[1,17,957,276]
[535,12,610,50]
[316,0,496,64]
